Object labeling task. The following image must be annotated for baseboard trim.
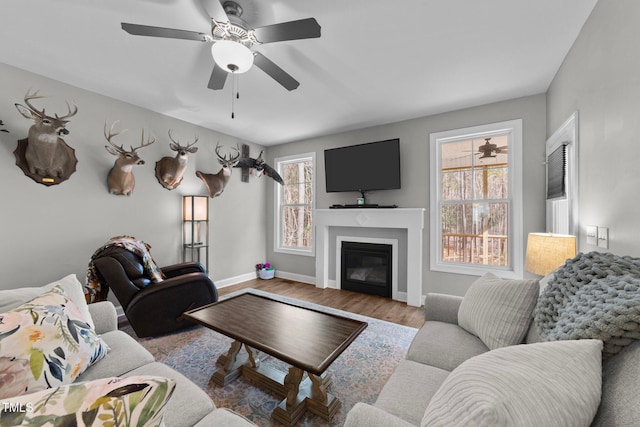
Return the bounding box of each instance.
[275,270,316,285]
[215,272,259,289]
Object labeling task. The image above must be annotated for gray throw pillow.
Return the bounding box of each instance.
[458,272,539,349]
[421,339,603,427]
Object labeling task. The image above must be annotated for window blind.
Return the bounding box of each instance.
[547,144,567,200]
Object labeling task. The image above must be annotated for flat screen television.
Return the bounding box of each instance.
[324,138,401,195]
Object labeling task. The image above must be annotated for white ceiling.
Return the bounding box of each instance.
[0,0,597,146]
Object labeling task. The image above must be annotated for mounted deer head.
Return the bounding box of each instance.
[104,121,155,196]
[14,89,78,179]
[196,143,240,198]
[154,129,199,190]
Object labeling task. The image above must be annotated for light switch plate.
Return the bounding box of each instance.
[597,227,609,249]
[586,225,598,245]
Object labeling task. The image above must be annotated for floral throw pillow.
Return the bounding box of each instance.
[0,286,109,399]
[0,375,175,427]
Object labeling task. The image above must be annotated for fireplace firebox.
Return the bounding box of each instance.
[341,241,392,297]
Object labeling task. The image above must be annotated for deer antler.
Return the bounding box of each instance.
[104,121,127,154]
[23,89,46,117]
[55,102,78,121]
[215,143,240,162]
[132,129,155,152]
[167,129,198,148]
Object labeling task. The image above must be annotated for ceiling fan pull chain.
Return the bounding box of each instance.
[231,73,236,119]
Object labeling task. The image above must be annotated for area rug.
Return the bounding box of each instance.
[121,289,418,426]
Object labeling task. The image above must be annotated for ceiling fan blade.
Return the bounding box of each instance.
[252,18,321,44]
[207,63,228,90]
[201,0,229,24]
[253,52,300,91]
[121,23,212,42]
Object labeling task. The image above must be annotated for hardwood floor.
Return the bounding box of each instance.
[218,277,426,329]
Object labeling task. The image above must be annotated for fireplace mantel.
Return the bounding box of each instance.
[314,208,425,307]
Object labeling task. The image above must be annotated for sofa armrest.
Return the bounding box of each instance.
[88,301,118,334]
[424,293,463,324]
[344,403,416,427]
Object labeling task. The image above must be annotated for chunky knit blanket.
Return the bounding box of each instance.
[534,251,640,358]
[84,235,164,303]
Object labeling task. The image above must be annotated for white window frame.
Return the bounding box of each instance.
[429,119,524,279]
[274,152,316,256]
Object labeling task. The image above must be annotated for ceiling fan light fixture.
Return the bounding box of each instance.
[211,40,254,73]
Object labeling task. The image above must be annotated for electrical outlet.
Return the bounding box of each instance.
[586,226,598,245]
[597,227,609,249]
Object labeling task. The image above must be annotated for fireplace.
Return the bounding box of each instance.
[341,241,392,297]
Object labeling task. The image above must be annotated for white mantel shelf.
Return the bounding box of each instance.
[314,208,425,307]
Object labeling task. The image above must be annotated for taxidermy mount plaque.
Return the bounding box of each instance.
[14,90,78,186]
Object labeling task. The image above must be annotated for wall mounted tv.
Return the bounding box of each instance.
[324,138,401,195]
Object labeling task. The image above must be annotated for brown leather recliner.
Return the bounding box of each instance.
[92,246,218,337]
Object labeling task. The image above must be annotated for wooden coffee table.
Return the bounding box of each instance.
[183,292,367,426]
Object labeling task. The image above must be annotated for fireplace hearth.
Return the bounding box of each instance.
[341,241,392,297]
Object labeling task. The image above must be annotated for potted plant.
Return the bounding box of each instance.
[256,263,275,280]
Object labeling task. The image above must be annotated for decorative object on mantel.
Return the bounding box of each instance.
[196,143,240,198]
[525,232,577,276]
[235,149,284,185]
[13,89,78,186]
[103,121,155,196]
[256,263,275,279]
[0,119,8,132]
[183,195,209,272]
[155,129,199,190]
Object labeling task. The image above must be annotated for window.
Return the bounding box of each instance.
[430,120,523,278]
[275,153,315,256]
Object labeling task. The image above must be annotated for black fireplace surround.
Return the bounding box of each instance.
[341,241,392,298]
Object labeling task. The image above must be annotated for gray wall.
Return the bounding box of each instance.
[266,94,547,296]
[547,0,640,257]
[0,63,267,294]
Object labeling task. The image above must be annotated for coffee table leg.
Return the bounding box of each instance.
[212,340,244,386]
[272,367,307,426]
[306,373,341,420]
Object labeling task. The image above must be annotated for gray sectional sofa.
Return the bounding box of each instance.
[0,274,255,427]
[345,266,640,427]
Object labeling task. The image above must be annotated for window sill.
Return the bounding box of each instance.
[274,247,315,257]
[430,262,522,280]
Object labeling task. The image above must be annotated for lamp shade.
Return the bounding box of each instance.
[211,40,254,73]
[183,196,208,221]
[525,232,577,276]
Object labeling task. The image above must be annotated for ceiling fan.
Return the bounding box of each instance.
[476,138,508,159]
[121,0,321,91]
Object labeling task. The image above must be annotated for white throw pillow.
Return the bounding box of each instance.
[458,272,539,349]
[0,274,93,329]
[421,339,603,427]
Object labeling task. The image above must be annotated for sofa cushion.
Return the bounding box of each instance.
[406,321,489,371]
[345,402,416,427]
[75,330,155,382]
[0,274,94,330]
[0,286,109,399]
[0,375,175,427]
[374,359,449,425]
[421,339,603,427]
[124,362,216,427]
[458,272,539,349]
[591,339,640,426]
